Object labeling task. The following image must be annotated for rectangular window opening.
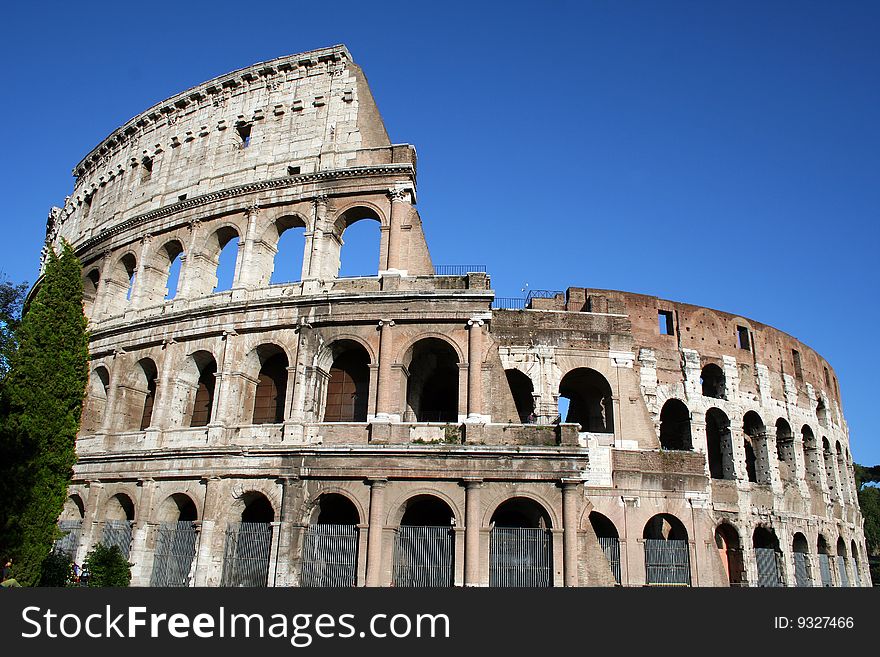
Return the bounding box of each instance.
[141,157,153,182]
[823,367,830,386]
[736,325,751,351]
[237,123,252,148]
[287,165,301,176]
[792,349,803,380]
[658,310,675,336]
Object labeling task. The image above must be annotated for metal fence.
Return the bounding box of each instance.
[598,537,621,585]
[150,521,197,587]
[525,289,564,302]
[836,556,850,587]
[793,552,812,587]
[220,522,273,587]
[755,548,784,587]
[102,520,133,558]
[644,539,691,586]
[433,265,487,276]
[490,527,553,588]
[393,526,455,587]
[818,553,833,587]
[54,520,82,559]
[492,297,526,310]
[300,524,358,587]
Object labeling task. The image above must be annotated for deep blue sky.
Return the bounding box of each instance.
[1,1,877,464]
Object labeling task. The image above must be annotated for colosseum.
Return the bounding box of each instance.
[41,45,870,587]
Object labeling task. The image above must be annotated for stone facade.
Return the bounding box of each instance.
[43,45,870,587]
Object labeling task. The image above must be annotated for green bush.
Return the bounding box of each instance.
[39,550,75,587]
[83,544,132,587]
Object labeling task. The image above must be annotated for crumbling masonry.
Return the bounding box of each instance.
[42,45,870,587]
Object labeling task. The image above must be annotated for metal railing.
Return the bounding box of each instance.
[101,520,133,559]
[755,548,784,587]
[644,539,691,586]
[433,264,486,276]
[54,520,82,559]
[818,553,833,587]
[525,289,564,302]
[300,524,359,587]
[490,527,553,588]
[220,522,273,587]
[793,552,813,587]
[836,556,850,587]
[492,297,526,309]
[393,525,455,587]
[150,521,197,587]
[598,536,621,585]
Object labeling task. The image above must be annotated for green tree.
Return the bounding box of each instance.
[0,275,28,381]
[83,544,132,587]
[0,242,89,586]
[38,549,76,587]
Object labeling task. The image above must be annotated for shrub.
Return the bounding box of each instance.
[83,544,132,587]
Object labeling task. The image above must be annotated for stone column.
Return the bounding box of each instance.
[236,205,260,289]
[365,479,388,587]
[129,234,153,309]
[129,478,158,586]
[467,319,485,421]
[385,187,410,273]
[561,480,581,587]
[374,320,395,420]
[305,194,329,280]
[193,476,223,586]
[76,481,105,565]
[274,477,305,586]
[177,219,201,299]
[463,479,483,586]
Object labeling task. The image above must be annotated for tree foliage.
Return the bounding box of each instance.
[0,242,89,586]
[38,550,76,587]
[854,463,880,564]
[0,275,28,381]
[83,544,132,587]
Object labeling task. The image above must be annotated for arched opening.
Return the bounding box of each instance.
[743,411,770,484]
[323,342,370,422]
[164,247,183,301]
[151,494,198,587]
[792,533,812,587]
[404,338,459,422]
[301,494,361,587]
[822,437,837,495]
[102,493,135,558]
[753,527,783,587]
[393,495,455,588]
[589,512,621,585]
[558,367,614,432]
[104,253,137,316]
[817,534,833,587]
[850,539,862,587]
[706,408,734,480]
[505,369,535,423]
[221,492,275,587]
[251,346,289,425]
[124,358,157,431]
[659,399,692,450]
[83,366,111,433]
[714,523,744,586]
[836,537,850,587]
[490,497,553,587]
[802,426,822,490]
[188,351,217,427]
[54,495,85,558]
[700,363,725,399]
[269,216,307,284]
[643,514,690,586]
[836,442,849,502]
[817,398,829,428]
[213,228,240,292]
[332,207,382,278]
[775,418,795,481]
[83,268,100,317]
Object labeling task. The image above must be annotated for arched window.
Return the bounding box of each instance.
[393,496,455,588]
[706,408,734,480]
[104,253,137,316]
[151,494,198,587]
[743,411,771,484]
[659,399,692,450]
[558,368,614,433]
[54,495,85,558]
[775,418,795,481]
[404,338,459,422]
[505,369,535,423]
[714,524,744,586]
[753,527,783,587]
[269,216,307,284]
[213,229,239,292]
[332,206,382,278]
[817,535,833,587]
[102,493,135,558]
[851,539,862,587]
[792,533,812,587]
[188,352,217,427]
[252,348,289,424]
[83,366,111,433]
[835,537,850,587]
[490,498,553,588]
[323,342,370,422]
[802,426,822,489]
[822,437,837,495]
[589,512,621,585]
[221,492,275,587]
[700,363,725,399]
[301,494,361,587]
[83,268,100,317]
[134,358,158,431]
[836,442,849,502]
[643,514,690,586]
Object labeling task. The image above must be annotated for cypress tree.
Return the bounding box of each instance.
[0,241,89,585]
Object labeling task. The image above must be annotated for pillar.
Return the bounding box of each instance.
[467,319,484,421]
[463,479,483,586]
[374,320,395,420]
[76,481,105,566]
[274,477,305,586]
[561,480,581,587]
[193,476,223,586]
[365,479,387,586]
[385,187,410,273]
[129,478,158,586]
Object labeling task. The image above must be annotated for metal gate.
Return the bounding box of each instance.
[755,548,784,587]
[836,556,850,587]
[392,525,454,587]
[490,527,553,587]
[300,524,359,587]
[793,552,812,587]
[598,537,621,585]
[102,520,133,558]
[644,539,690,586]
[221,522,273,587]
[54,520,82,559]
[818,553,833,587]
[150,521,197,587]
